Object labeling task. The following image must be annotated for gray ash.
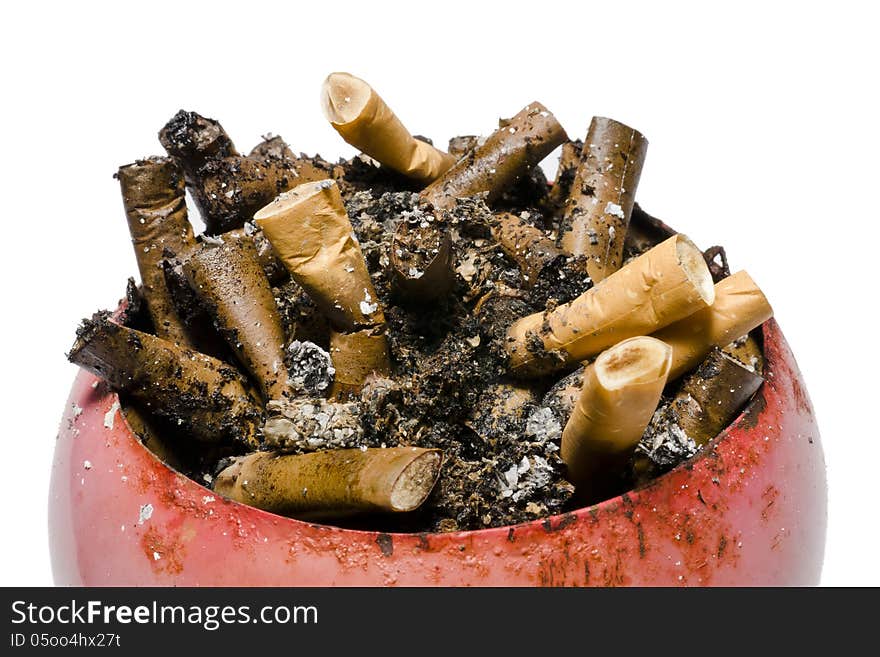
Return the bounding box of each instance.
[632,403,699,485]
[286,341,334,395]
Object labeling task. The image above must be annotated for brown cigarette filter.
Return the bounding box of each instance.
[673,348,764,446]
[421,103,567,210]
[653,270,773,380]
[561,336,672,498]
[254,179,385,331]
[722,333,765,375]
[490,212,566,287]
[506,234,715,377]
[182,238,290,402]
[390,219,454,301]
[560,117,648,282]
[321,72,456,183]
[116,157,196,345]
[67,313,260,447]
[214,447,443,519]
[224,226,288,286]
[329,327,391,400]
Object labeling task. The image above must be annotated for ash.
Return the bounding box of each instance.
[286,340,334,395]
[524,406,562,445]
[634,404,699,474]
[262,398,363,452]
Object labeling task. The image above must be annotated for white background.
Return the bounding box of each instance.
[1,1,876,586]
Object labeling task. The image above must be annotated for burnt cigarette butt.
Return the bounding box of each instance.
[116,157,196,345]
[160,253,234,362]
[158,109,238,174]
[560,117,648,282]
[421,102,567,210]
[329,327,391,400]
[321,72,456,183]
[447,135,479,160]
[390,219,454,302]
[262,396,362,452]
[249,134,296,161]
[67,313,260,447]
[249,135,333,190]
[561,336,672,498]
[652,270,773,380]
[254,179,385,331]
[673,348,764,446]
[506,234,715,377]
[196,155,300,235]
[490,212,566,287]
[214,447,443,518]
[722,333,764,375]
[545,140,583,215]
[182,238,290,402]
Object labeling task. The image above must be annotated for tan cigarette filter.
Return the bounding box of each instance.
[254,180,385,331]
[560,117,648,283]
[328,327,391,400]
[653,270,773,380]
[214,447,443,519]
[182,238,290,402]
[117,157,196,345]
[321,72,456,183]
[561,336,672,494]
[506,234,715,377]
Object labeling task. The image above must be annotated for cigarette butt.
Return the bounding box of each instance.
[673,348,764,446]
[67,313,260,447]
[390,219,454,302]
[545,140,583,215]
[328,327,391,400]
[421,102,567,210]
[197,155,301,235]
[561,336,672,498]
[214,447,443,519]
[652,270,773,380]
[160,254,234,362]
[560,117,648,282]
[263,397,363,452]
[249,135,333,190]
[722,333,764,375]
[182,238,290,402]
[116,157,196,345]
[158,109,238,173]
[490,212,566,287]
[465,382,537,442]
[506,234,715,377]
[321,72,456,183]
[254,179,385,331]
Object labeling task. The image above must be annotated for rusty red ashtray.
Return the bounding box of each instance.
[49,317,825,586]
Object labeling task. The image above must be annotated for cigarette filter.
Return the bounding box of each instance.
[328,327,391,400]
[214,447,443,518]
[561,336,672,497]
[117,157,196,345]
[653,270,773,380]
[254,180,385,332]
[673,348,765,446]
[322,72,456,183]
[560,117,648,282]
[506,234,715,377]
[182,238,290,402]
[490,212,566,287]
[421,102,567,210]
[67,314,260,447]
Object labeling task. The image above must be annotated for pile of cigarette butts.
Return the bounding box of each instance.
[68,72,772,530]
